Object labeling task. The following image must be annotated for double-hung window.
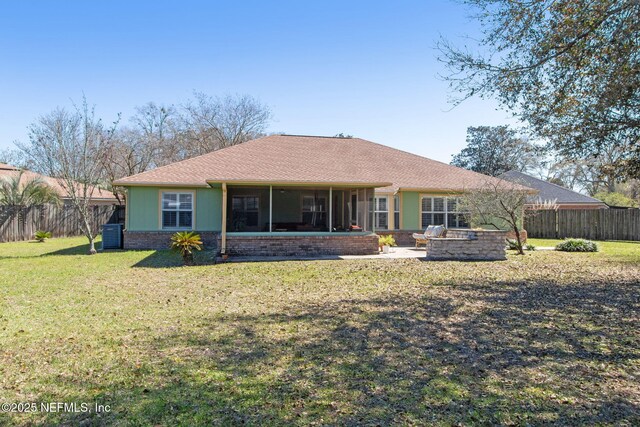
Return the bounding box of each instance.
[162,192,193,229]
[421,196,469,228]
[374,196,388,229]
[446,198,469,228]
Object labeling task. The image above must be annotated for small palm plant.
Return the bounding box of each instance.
[34,230,52,242]
[1,171,61,239]
[0,171,61,208]
[170,231,203,265]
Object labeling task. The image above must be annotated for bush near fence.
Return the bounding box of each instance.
[525,208,640,241]
[0,204,124,242]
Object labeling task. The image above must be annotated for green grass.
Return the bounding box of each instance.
[529,238,640,263]
[1,237,639,425]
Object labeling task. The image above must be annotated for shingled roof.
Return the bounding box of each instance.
[115,134,530,192]
[0,162,18,171]
[500,171,607,206]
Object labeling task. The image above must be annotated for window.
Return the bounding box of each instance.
[302,195,326,227]
[374,196,388,229]
[162,192,193,229]
[394,195,400,230]
[421,196,469,228]
[446,198,469,228]
[232,196,259,230]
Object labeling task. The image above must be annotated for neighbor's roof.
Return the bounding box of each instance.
[114,135,533,192]
[500,171,606,206]
[0,165,117,201]
[0,162,18,171]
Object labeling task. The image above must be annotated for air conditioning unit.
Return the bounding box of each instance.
[102,224,123,250]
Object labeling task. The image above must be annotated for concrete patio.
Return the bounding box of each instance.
[217,246,426,263]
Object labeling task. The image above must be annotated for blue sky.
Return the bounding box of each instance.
[0,0,517,163]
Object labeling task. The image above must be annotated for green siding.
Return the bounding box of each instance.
[196,187,222,231]
[401,191,420,230]
[127,187,159,231]
[126,186,222,232]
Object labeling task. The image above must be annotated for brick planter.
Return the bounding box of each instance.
[123,231,220,251]
[221,233,379,256]
[425,229,508,261]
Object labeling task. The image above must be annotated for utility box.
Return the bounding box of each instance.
[102,224,123,250]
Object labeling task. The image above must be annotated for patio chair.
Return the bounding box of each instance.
[412,225,446,248]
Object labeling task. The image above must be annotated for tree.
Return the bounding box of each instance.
[451,126,545,176]
[102,103,178,203]
[130,102,181,165]
[439,0,640,179]
[593,191,638,207]
[19,98,117,254]
[547,142,633,194]
[460,180,556,255]
[0,147,33,170]
[179,93,272,156]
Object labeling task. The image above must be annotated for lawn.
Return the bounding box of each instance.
[1,237,639,426]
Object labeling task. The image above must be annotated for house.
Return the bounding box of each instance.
[500,171,608,210]
[0,162,117,206]
[114,135,530,255]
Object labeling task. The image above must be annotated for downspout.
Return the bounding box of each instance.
[221,182,227,254]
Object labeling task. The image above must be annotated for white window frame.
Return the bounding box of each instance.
[161,191,194,230]
[374,196,389,230]
[420,195,469,229]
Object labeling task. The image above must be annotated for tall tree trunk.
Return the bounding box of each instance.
[80,206,97,255]
[88,235,97,255]
[513,224,524,255]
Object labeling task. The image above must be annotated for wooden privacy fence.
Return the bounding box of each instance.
[525,209,640,241]
[0,204,125,242]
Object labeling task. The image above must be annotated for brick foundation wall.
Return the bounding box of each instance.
[425,229,508,261]
[123,231,220,251]
[221,234,379,256]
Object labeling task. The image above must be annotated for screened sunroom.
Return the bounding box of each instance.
[224,185,377,233]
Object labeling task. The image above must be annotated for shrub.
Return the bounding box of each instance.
[34,230,52,242]
[506,239,519,250]
[378,235,397,248]
[170,231,203,265]
[525,243,536,251]
[555,238,599,253]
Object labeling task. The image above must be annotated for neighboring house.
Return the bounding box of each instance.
[500,171,608,210]
[0,162,117,206]
[114,134,532,255]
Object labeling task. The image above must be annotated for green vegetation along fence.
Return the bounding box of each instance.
[525,208,640,241]
[0,204,124,242]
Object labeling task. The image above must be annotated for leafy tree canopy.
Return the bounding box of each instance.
[439,0,640,179]
[451,125,545,176]
[593,191,638,207]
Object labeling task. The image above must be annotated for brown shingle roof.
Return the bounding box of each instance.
[114,135,530,192]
